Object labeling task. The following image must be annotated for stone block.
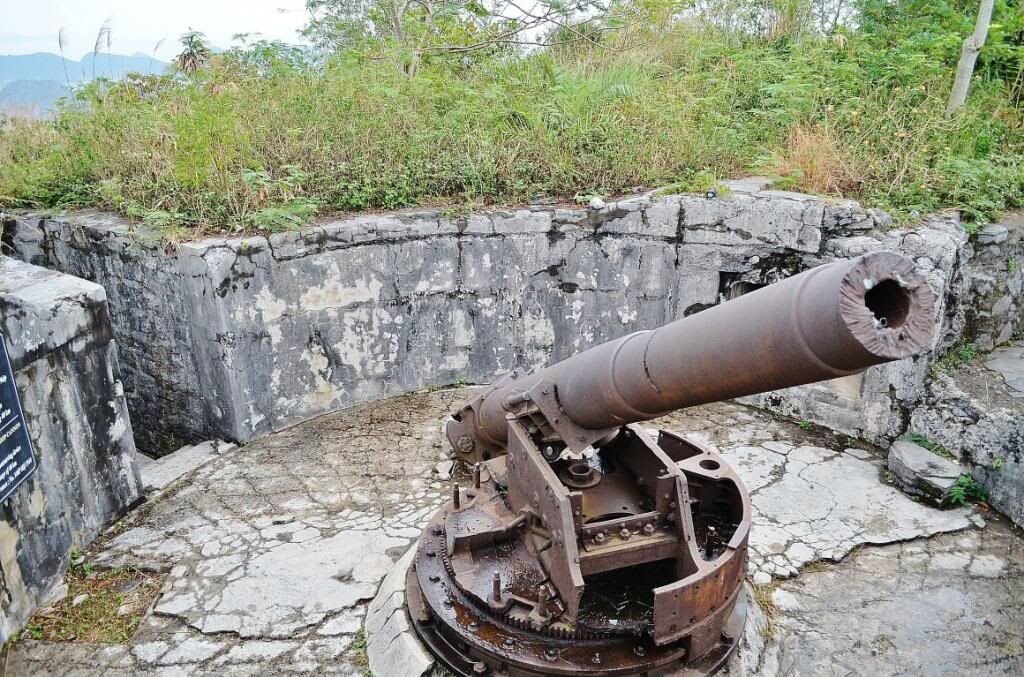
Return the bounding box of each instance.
[0,257,141,642]
[887,440,961,505]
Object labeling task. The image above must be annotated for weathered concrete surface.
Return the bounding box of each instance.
[657,406,974,581]
[888,440,961,505]
[911,342,1024,529]
[137,440,236,492]
[766,521,1024,675]
[4,188,962,456]
[365,548,435,677]
[986,343,1024,397]
[0,257,141,643]
[5,388,999,676]
[4,388,462,674]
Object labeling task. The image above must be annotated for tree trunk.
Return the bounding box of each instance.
[947,0,996,114]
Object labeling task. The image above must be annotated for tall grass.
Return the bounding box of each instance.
[0,22,1021,235]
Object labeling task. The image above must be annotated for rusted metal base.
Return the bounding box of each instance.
[407,557,746,677]
[406,428,750,677]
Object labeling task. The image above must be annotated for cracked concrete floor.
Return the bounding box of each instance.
[7,387,1022,676]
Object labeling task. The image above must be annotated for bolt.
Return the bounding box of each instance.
[469,621,480,631]
[591,652,602,665]
[457,435,474,454]
[634,645,647,657]
[594,532,606,544]
[453,484,461,509]
[643,523,655,535]
[473,662,488,675]
[503,638,515,649]
[544,648,559,661]
[492,572,501,602]
[619,527,632,540]
[706,526,717,558]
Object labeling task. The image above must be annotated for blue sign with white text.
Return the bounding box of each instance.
[0,335,36,503]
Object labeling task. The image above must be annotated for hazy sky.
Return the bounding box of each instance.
[0,0,310,60]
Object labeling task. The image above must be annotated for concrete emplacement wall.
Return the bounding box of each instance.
[7,182,984,456]
[0,257,142,642]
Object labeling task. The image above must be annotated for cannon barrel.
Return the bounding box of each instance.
[449,251,935,455]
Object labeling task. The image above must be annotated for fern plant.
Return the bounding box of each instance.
[947,474,988,506]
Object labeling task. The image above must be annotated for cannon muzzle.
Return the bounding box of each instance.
[448,251,934,460]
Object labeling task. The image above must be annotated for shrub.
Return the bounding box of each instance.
[0,4,1020,235]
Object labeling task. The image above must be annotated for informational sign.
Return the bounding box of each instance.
[0,335,36,503]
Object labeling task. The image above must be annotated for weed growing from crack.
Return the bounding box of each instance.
[751,583,779,640]
[348,628,369,671]
[931,342,978,375]
[947,475,988,507]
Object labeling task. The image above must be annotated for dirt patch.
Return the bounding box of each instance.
[948,359,1020,411]
[19,561,164,644]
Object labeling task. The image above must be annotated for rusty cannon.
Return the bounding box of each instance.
[407,252,935,676]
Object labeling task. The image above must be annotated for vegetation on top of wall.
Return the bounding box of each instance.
[0,0,1021,236]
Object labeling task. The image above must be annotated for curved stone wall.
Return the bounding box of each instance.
[5,184,967,456]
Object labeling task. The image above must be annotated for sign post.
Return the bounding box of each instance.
[0,335,37,503]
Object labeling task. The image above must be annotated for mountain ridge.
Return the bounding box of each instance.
[0,52,168,83]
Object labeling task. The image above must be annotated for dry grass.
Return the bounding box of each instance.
[773,123,863,196]
[751,582,779,639]
[18,565,164,644]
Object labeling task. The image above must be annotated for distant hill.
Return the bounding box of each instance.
[0,52,168,84]
[0,80,71,118]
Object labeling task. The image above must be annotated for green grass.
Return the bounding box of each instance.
[901,432,955,460]
[932,342,979,374]
[0,8,1021,236]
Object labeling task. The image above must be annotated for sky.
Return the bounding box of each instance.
[0,0,311,61]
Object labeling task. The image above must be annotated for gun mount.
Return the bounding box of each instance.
[407,252,935,676]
